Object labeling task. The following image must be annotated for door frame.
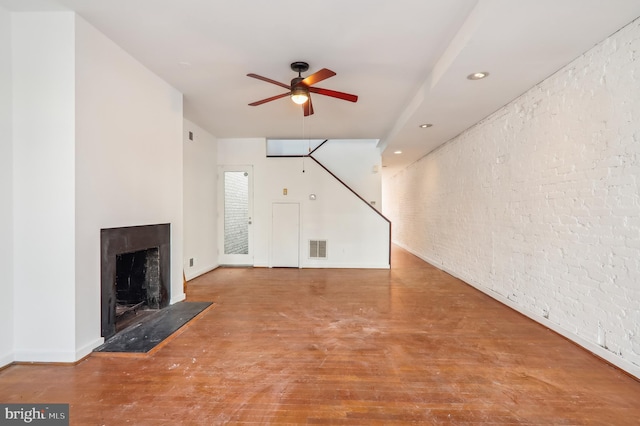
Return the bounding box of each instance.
[270,202,301,268]
[218,165,254,266]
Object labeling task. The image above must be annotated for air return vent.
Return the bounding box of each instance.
[309,240,327,259]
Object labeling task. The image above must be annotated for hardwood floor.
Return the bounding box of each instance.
[1,246,640,425]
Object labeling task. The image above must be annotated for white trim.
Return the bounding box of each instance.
[301,263,390,269]
[0,352,14,369]
[75,337,104,360]
[394,241,640,380]
[14,337,103,363]
[232,262,389,269]
[14,350,79,364]
[185,264,219,281]
[170,293,186,305]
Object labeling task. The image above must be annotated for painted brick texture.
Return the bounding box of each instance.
[224,171,249,255]
[385,19,640,372]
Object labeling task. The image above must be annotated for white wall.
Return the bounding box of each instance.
[183,119,218,280]
[2,11,184,364]
[75,15,184,357]
[384,18,640,378]
[311,139,382,210]
[219,138,390,268]
[0,4,14,367]
[12,12,77,362]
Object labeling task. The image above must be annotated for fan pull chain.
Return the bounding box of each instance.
[302,109,306,173]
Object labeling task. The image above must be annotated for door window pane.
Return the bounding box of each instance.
[224,171,249,255]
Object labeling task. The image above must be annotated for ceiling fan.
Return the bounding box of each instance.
[247,62,358,116]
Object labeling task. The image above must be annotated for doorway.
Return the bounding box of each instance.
[219,166,254,265]
[271,202,300,267]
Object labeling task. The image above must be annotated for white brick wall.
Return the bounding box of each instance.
[385,18,640,376]
[224,171,249,255]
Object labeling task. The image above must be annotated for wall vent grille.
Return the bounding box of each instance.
[309,240,327,259]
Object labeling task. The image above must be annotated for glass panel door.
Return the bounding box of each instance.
[219,166,253,265]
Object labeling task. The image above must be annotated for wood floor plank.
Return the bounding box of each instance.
[1,246,639,424]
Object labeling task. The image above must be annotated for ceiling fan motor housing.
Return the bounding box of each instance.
[290,76,309,104]
[291,63,310,100]
[291,76,305,88]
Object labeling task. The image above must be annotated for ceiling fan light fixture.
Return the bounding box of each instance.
[291,86,309,105]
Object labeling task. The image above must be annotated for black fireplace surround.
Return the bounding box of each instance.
[101,224,171,339]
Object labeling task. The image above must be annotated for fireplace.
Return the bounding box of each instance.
[116,247,160,311]
[101,224,170,339]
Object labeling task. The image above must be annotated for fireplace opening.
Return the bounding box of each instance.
[101,224,171,339]
[115,247,161,332]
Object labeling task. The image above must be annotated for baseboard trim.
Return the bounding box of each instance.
[394,241,640,380]
[13,350,81,364]
[171,293,186,305]
[0,352,14,369]
[185,264,219,281]
[300,263,390,269]
[75,338,104,361]
[3,339,103,367]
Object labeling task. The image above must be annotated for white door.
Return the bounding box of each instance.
[271,203,300,267]
[219,166,254,265]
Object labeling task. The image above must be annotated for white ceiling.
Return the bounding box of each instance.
[3,0,640,176]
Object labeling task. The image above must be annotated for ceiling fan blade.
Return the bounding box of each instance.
[303,96,314,116]
[249,92,290,106]
[246,73,291,90]
[300,68,336,87]
[309,87,358,103]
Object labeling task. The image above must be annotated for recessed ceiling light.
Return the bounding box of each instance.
[419,123,433,128]
[394,150,402,155]
[467,72,489,80]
